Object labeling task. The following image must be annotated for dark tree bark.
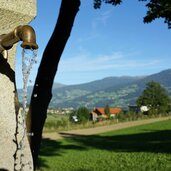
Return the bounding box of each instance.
[26,0,80,169]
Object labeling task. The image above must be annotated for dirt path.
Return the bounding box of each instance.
[43,116,171,140]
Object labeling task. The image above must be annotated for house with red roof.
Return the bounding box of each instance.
[90,107,122,121]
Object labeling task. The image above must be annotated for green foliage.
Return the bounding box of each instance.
[94,0,122,9]
[104,104,110,116]
[140,0,171,28]
[77,107,90,123]
[44,114,70,131]
[137,81,171,114]
[70,107,90,123]
[94,0,171,29]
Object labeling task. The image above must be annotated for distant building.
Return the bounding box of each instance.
[90,107,122,121]
[140,106,149,115]
[47,107,74,115]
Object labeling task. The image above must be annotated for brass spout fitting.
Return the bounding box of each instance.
[0,25,38,54]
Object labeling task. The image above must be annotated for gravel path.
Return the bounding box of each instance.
[43,116,171,140]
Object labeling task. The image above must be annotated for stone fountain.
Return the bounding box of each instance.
[0,1,37,170]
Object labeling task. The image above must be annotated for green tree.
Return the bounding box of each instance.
[104,104,110,117]
[76,107,90,123]
[139,0,171,29]
[94,0,171,28]
[137,81,171,114]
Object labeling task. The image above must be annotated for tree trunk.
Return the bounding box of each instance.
[26,0,80,169]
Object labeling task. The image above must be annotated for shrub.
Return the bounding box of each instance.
[69,107,90,123]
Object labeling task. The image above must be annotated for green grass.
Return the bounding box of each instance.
[38,119,171,171]
[43,113,70,131]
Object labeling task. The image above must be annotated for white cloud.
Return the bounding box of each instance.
[58,51,161,73]
[92,9,113,29]
[98,10,113,25]
[15,49,168,88]
[77,33,99,44]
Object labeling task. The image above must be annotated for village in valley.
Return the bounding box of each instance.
[44,79,171,129]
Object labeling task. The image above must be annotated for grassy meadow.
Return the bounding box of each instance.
[38,118,171,171]
[43,112,162,132]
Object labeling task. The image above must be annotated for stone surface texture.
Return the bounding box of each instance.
[0,1,37,170]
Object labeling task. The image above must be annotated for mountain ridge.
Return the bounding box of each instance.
[18,68,171,109]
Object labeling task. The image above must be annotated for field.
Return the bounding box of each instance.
[38,119,171,171]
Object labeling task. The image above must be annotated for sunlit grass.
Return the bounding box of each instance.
[38,119,171,171]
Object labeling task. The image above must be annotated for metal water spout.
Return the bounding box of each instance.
[0,1,37,170]
[0,25,38,54]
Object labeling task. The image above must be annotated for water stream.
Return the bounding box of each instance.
[18,48,37,170]
[22,48,37,113]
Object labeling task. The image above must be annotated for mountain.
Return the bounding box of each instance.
[52,82,67,89]
[18,82,66,103]
[18,69,171,109]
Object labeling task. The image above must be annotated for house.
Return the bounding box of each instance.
[90,107,122,121]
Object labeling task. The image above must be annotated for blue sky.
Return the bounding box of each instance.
[16,0,171,88]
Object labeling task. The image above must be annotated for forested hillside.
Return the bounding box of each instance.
[18,69,171,109]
